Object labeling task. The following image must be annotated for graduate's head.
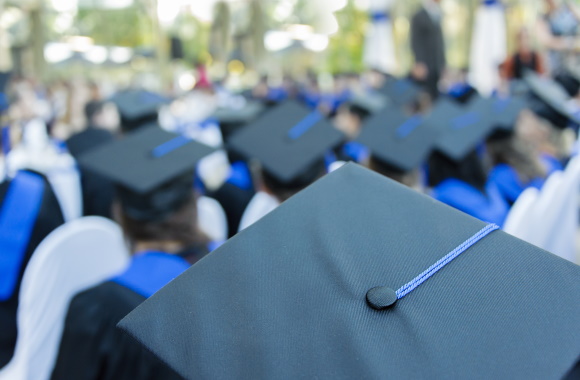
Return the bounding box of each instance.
[516,28,532,54]
[427,149,487,192]
[486,129,546,183]
[116,189,208,253]
[260,159,326,202]
[76,126,216,250]
[355,107,438,189]
[85,100,119,131]
[111,89,170,133]
[334,103,367,139]
[228,101,346,202]
[426,98,501,192]
[368,155,421,188]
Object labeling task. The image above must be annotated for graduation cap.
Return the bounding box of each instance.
[348,91,390,118]
[487,96,527,132]
[212,101,265,143]
[110,89,172,132]
[78,126,215,222]
[433,97,496,162]
[355,107,438,173]
[421,97,465,135]
[524,72,580,128]
[228,101,345,186]
[119,163,580,379]
[379,78,422,107]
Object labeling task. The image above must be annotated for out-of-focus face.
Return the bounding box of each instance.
[518,30,532,53]
[334,106,361,139]
[545,0,557,12]
[94,102,120,132]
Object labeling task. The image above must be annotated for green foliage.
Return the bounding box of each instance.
[324,1,366,74]
[75,6,153,47]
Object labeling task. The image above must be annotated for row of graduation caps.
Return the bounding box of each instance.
[2,69,580,378]
[102,69,579,231]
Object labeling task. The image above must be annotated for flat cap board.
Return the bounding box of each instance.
[434,97,498,161]
[110,90,171,121]
[120,163,580,380]
[356,107,438,172]
[78,126,215,194]
[524,72,580,124]
[227,101,345,184]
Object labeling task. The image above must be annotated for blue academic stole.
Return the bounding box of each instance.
[112,251,192,298]
[0,171,45,301]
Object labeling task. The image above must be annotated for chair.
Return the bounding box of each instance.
[540,157,580,263]
[0,217,129,380]
[197,196,228,243]
[503,187,540,241]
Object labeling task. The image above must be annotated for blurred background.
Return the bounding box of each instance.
[0,0,564,86]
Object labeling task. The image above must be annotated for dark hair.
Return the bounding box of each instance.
[261,160,326,202]
[84,101,105,125]
[116,194,210,253]
[428,150,488,192]
[486,131,546,183]
[368,156,419,188]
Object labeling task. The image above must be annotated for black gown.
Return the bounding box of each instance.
[50,281,183,380]
[0,172,65,368]
[66,127,116,219]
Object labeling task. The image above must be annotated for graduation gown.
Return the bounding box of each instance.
[432,178,509,227]
[66,127,116,219]
[487,164,545,205]
[50,251,201,380]
[0,172,65,368]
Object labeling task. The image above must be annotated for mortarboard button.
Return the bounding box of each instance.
[365,286,397,310]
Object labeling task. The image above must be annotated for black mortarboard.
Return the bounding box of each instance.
[356,107,438,173]
[348,92,390,117]
[119,163,580,379]
[421,97,465,135]
[227,101,345,186]
[379,78,422,107]
[212,101,265,143]
[555,71,580,98]
[524,72,580,128]
[110,89,171,132]
[78,126,215,221]
[433,97,496,162]
[487,96,527,132]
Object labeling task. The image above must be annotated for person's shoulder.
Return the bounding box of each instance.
[68,281,146,324]
[66,127,115,157]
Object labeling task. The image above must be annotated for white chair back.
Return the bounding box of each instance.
[503,187,540,241]
[0,217,129,380]
[541,157,580,263]
[197,196,228,243]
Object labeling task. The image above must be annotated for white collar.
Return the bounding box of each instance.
[423,0,442,21]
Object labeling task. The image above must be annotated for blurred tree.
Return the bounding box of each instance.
[75,5,154,47]
[325,0,366,74]
[248,0,267,71]
[209,1,231,65]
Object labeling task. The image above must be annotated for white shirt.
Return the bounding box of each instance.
[238,191,280,232]
[423,0,442,22]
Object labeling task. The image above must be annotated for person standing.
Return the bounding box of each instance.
[410,0,446,99]
[502,28,546,80]
[537,0,580,74]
